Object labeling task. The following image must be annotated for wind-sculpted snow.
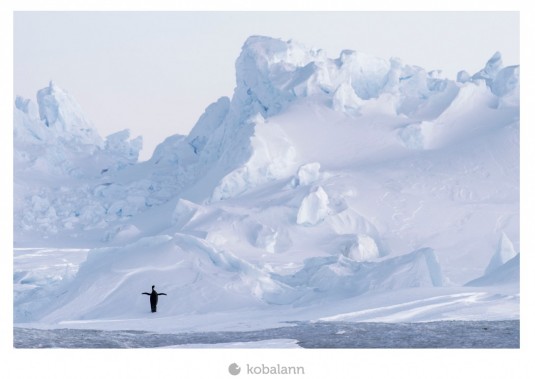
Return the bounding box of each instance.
[30,234,296,323]
[14,36,519,333]
[18,236,446,323]
[274,248,443,306]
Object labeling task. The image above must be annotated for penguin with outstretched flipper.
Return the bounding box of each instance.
[142,285,167,312]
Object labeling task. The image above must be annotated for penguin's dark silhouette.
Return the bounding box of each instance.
[142,285,167,312]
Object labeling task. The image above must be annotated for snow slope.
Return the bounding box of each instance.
[13,36,519,332]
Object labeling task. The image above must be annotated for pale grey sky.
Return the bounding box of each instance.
[14,12,519,160]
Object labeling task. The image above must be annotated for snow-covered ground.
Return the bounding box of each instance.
[13,36,519,346]
[13,243,518,335]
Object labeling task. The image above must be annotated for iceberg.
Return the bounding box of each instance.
[14,35,519,332]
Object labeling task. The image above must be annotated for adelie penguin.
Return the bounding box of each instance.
[142,285,167,312]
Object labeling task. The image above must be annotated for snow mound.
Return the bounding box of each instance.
[466,254,519,287]
[335,233,380,261]
[252,224,292,254]
[33,234,289,323]
[398,121,433,149]
[296,186,330,226]
[274,248,443,305]
[171,198,201,230]
[103,224,141,243]
[25,240,448,323]
[292,162,322,187]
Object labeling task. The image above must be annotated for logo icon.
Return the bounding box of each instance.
[228,363,241,376]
